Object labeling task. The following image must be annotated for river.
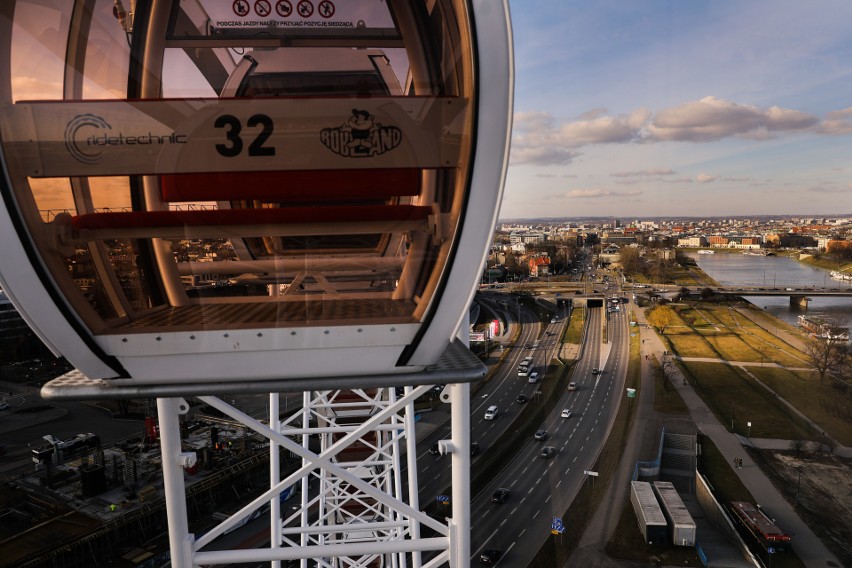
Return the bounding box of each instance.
[689,252,852,329]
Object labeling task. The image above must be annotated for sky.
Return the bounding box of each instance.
[502,0,852,219]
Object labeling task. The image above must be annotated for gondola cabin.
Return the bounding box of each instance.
[0,0,512,387]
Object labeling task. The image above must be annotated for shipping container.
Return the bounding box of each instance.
[630,481,668,545]
[653,481,696,546]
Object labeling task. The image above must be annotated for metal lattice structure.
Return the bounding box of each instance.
[153,383,470,568]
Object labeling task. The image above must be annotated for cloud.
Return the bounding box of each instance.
[696,173,719,183]
[807,180,849,193]
[566,188,642,199]
[818,107,852,135]
[510,145,578,165]
[558,108,650,146]
[610,168,676,178]
[647,96,817,142]
[509,96,847,166]
[723,176,753,182]
[510,108,649,165]
[535,173,558,178]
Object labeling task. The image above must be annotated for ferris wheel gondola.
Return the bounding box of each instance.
[0,0,512,391]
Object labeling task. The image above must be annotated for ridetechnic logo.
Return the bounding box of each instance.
[321,109,401,158]
[64,113,188,165]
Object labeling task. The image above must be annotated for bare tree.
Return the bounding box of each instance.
[619,246,643,277]
[803,320,849,386]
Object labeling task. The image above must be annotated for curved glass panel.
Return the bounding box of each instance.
[1,0,474,336]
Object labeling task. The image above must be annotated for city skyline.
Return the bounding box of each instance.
[504,1,852,219]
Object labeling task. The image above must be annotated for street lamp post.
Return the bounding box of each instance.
[730,403,735,433]
[747,421,752,438]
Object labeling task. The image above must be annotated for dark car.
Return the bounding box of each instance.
[491,488,510,503]
[471,442,480,456]
[540,446,556,459]
[524,343,532,349]
[534,429,548,441]
[480,549,502,565]
[429,443,440,455]
[516,394,528,404]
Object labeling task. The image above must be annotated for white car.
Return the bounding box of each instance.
[561,409,572,418]
[567,382,577,391]
[484,405,498,420]
[528,371,539,384]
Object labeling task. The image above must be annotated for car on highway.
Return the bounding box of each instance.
[567,382,577,391]
[0,401,9,411]
[560,409,572,418]
[480,549,502,565]
[471,442,480,456]
[491,488,510,503]
[524,343,532,349]
[484,405,498,420]
[540,446,556,459]
[429,443,440,455]
[516,394,528,404]
[592,368,599,375]
[534,429,548,441]
[527,370,540,384]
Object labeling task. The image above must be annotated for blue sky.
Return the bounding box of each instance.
[503,1,852,219]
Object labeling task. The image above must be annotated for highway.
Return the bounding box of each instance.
[416,301,546,503]
[467,299,630,566]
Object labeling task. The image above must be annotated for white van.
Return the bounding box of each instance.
[484,405,498,420]
[528,370,540,384]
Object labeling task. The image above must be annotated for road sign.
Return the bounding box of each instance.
[583,470,599,477]
[551,517,564,534]
[436,495,449,504]
[626,388,636,398]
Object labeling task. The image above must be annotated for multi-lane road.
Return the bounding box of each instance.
[413,281,632,566]
[466,301,630,566]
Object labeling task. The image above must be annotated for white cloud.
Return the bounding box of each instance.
[696,173,719,183]
[510,145,578,165]
[819,107,852,135]
[566,188,642,199]
[509,97,847,167]
[610,168,676,178]
[558,108,650,146]
[647,96,817,141]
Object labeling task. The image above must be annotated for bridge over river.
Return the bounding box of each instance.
[637,284,852,308]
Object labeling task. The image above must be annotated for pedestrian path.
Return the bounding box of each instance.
[634,310,842,568]
[675,356,850,457]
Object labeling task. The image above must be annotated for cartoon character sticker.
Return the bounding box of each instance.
[321,109,402,158]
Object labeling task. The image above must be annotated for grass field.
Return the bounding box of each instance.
[683,361,816,440]
[665,331,719,359]
[564,306,585,344]
[748,366,852,446]
[652,356,690,415]
[658,300,851,444]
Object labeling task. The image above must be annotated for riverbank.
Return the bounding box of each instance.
[796,252,852,275]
